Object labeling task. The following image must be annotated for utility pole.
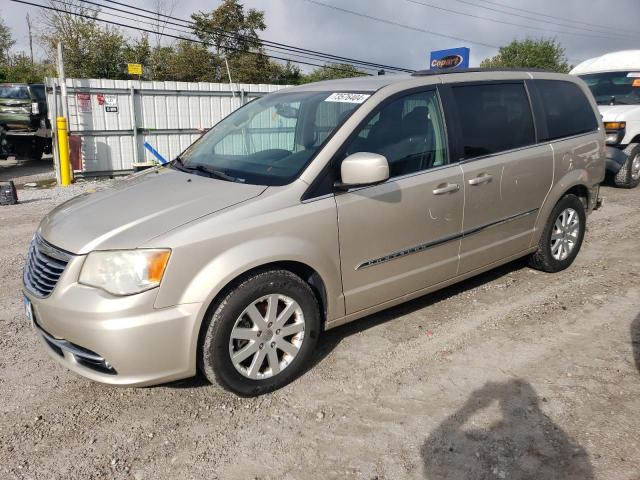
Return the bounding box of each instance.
[26,14,34,64]
[56,42,68,121]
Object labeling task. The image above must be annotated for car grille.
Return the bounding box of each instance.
[23,235,71,297]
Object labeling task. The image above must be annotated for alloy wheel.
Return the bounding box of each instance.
[550,207,580,261]
[631,153,640,181]
[228,294,305,380]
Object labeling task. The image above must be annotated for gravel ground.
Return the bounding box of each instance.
[0,158,639,480]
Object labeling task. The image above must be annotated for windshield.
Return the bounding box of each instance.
[0,85,30,100]
[580,71,640,105]
[176,90,370,185]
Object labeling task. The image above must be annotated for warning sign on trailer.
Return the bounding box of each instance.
[76,92,92,113]
[105,106,118,113]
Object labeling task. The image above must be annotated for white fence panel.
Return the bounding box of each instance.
[45,78,290,174]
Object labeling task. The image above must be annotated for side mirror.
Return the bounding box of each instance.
[336,152,389,189]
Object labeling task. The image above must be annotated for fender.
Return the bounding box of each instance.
[158,236,344,323]
[529,170,591,248]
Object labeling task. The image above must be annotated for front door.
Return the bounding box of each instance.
[335,89,464,314]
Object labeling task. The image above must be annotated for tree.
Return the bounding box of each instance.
[480,38,570,73]
[122,34,151,69]
[0,16,15,65]
[38,0,128,79]
[301,63,366,83]
[191,0,265,56]
[2,53,56,83]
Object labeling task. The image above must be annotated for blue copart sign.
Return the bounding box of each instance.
[430,47,470,71]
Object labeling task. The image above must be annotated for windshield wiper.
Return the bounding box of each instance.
[184,163,238,182]
[170,155,189,171]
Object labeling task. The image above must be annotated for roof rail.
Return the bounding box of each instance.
[411,67,554,76]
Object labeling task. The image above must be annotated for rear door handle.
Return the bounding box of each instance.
[432,183,460,195]
[468,173,493,186]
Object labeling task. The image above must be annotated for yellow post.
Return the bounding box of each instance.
[56,116,72,186]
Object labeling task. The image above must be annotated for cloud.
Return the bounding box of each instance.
[3,0,639,71]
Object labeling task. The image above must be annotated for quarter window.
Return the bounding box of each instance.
[344,90,448,178]
[451,83,535,159]
[535,80,598,141]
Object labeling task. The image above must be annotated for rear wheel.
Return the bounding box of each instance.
[614,143,640,189]
[199,270,321,396]
[529,194,586,273]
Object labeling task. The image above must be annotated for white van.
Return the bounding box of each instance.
[571,50,640,188]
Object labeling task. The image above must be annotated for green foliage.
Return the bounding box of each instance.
[191,0,265,55]
[0,16,15,65]
[0,0,361,84]
[480,38,570,73]
[299,63,366,84]
[1,53,56,83]
[150,41,219,82]
[39,1,129,79]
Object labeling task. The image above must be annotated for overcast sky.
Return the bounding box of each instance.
[3,0,640,73]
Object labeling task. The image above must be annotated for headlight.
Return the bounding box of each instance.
[604,122,626,145]
[79,249,171,295]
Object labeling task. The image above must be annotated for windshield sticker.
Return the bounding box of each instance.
[325,93,371,104]
[627,72,640,78]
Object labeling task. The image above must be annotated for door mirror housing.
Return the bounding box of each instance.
[336,152,390,189]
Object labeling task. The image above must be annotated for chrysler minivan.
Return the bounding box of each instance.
[24,70,605,395]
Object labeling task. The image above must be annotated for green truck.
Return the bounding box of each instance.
[0,83,51,160]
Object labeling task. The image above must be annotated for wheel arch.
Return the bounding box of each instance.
[530,176,592,248]
[206,260,330,325]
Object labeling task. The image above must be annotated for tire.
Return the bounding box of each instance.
[529,194,586,273]
[31,138,45,161]
[198,270,321,396]
[614,143,640,189]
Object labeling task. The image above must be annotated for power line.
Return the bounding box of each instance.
[300,0,501,50]
[51,0,386,73]
[463,0,639,36]
[404,0,639,42]
[92,0,414,73]
[453,0,640,39]
[10,0,375,76]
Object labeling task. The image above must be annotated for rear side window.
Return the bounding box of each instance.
[451,83,535,159]
[535,80,598,141]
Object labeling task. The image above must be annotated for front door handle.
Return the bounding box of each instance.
[468,173,493,186]
[432,183,460,195]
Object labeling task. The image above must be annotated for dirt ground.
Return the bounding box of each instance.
[1,158,639,480]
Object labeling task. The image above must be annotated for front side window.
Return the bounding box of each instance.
[580,71,640,106]
[343,90,448,178]
[178,91,368,185]
[535,80,599,141]
[451,82,535,159]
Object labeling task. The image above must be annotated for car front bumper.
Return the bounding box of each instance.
[24,282,203,387]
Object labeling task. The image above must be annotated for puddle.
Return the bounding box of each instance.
[21,179,58,189]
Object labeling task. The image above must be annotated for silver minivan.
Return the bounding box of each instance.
[24,70,605,395]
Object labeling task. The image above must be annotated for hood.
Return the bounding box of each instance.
[0,97,31,113]
[39,167,266,254]
[598,104,640,122]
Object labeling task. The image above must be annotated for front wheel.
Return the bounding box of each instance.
[199,270,321,396]
[614,143,640,189]
[529,194,586,273]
